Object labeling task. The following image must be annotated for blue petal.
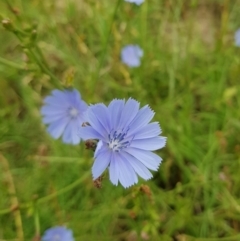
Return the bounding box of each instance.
[90,104,111,132]
[42,114,65,124]
[65,89,81,104]
[41,105,66,116]
[62,122,73,144]
[44,90,69,107]
[121,152,153,180]
[109,152,119,186]
[47,117,69,139]
[117,153,138,188]
[65,89,85,111]
[108,99,125,129]
[63,119,81,145]
[235,28,240,47]
[78,100,88,114]
[128,105,155,136]
[87,107,108,139]
[125,148,162,171]
[92,147,111,179]
[133,122,161,139]
[131,136,166,150]
[94,141,103,158]
[118,98,140,129]
[79,126,104,140]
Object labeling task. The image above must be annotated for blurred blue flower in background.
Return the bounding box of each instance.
[234,28,240,47]
[124,0,144,5]
[121,45,143,68]
[79,98,166,188]
[41,89,88,145]
[42,226,74,241]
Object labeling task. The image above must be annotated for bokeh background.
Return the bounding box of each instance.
[1,0,240,240]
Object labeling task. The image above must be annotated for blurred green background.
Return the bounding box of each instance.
[1,0,240,240]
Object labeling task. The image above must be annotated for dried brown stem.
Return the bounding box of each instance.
[0,153,24,241]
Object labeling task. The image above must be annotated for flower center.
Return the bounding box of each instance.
[68,107,79,118]
[108,129,130,152]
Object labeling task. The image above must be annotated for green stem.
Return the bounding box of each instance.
[91,0,121,94]
[27,48,60,86]
[37,173,88,204]
[34,204,40,236]
[0,173,89,215]
[0,56,26,70]
[13,29,61,87]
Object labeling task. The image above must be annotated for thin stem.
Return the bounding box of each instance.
[0,153,24,241]
[37,172,89,204]
[0,173,89,215]
[12,28,61,87]
[34,204,40,236]
[0,56,26,70]
[92,0,122,93]
[30,155,85,163]
[26,48,60,86]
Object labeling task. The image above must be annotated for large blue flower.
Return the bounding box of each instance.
[42,226,74,241]
[41,88,88,145]
[79,98,166,188]
[121,45,143,68]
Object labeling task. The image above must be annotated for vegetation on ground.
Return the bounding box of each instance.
[0,0,240,240]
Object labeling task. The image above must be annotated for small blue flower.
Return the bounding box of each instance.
[41,88,88,145]
[234,28,240,47]
[79,98,166,188]
[42,226,74,241]
[125,0,144,5]
[121,45,143,68]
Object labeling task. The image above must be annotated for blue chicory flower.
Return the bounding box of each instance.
[124,0,144,5]
[121,45,143,68]
[41,88,88,145]
[42,226,74,241]
[79,98,166,188]
[234,28,240,47]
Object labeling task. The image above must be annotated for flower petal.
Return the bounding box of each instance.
[128,105,155,136]
[118,98,140,129]
[64,89,81,104]
[121,152,153,180]
[92,147,111,179]
[79,126,104,140]
[109,152,119,186]
[90,104,111,132]
[108,99,125,129]
[87,107,108,139]
[133,122,162,140]
[62,119,81,145]
[42,114,65,124]
[117,153,138,188]
[125,148,162,171]
[41,105,66,116]
[131,136,166,150]
[47,117,69,139]
[44,90,69,107]
[94,141,103,158]
[62,122,72,144]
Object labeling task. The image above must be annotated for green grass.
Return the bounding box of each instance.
[1,0,240,240]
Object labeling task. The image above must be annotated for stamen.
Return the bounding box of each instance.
[108,128,131,152]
